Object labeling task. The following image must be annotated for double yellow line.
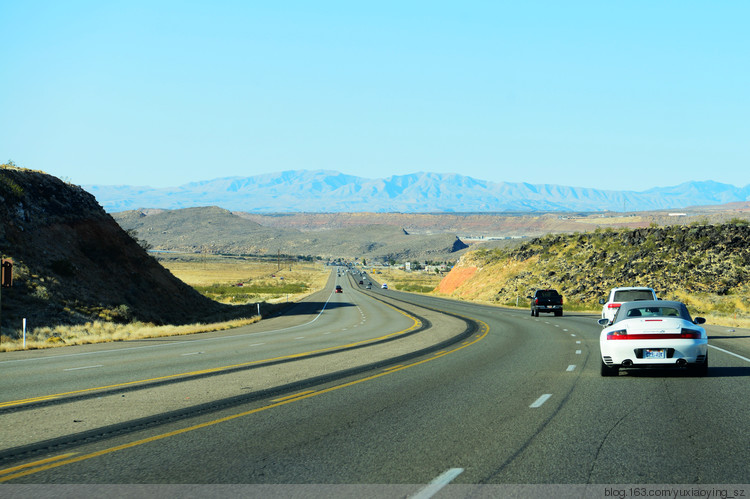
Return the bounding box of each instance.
[0,314,488,482]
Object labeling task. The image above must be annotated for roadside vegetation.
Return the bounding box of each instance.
[157,253,328,304]
[373,267,444,293]
[2,317,262,352]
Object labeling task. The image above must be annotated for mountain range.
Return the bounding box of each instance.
[86,170,750,213]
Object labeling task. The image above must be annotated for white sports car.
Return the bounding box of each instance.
[599,300,708,376]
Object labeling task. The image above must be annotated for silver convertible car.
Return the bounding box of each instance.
[598,300,708,377]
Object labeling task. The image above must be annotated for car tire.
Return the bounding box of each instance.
[600,359,619,377]
[555,310,562,317]
[689,354,708,377]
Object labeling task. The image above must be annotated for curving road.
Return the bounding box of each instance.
[1,269,749,488]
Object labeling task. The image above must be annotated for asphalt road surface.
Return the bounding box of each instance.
[1,270,748,491]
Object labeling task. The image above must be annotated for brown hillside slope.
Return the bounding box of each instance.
[0,165,238,336]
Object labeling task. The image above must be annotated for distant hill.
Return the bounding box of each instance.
[113,207,469,262]
[0,165,242,333]
[87,170,750,213]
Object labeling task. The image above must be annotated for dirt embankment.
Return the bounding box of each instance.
[0,165,249,335]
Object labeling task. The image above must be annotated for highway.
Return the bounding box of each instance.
[1,269,749,488]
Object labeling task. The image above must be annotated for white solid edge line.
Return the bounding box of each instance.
[411,468,464,499]
[63,365,103,371]
[530,393,552,408]
[708,344,750,364]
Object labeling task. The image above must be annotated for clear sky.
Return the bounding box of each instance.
[1,1,748,191]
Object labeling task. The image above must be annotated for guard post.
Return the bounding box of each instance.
[1,258,12,344]
[1,259,13,288]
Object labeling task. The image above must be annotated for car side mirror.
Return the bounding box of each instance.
[694,317,706,325]
[598,318,611,327]
[598,298,606,305]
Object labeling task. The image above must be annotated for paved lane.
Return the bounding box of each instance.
[0,273,414,404]
[2,284,748,484]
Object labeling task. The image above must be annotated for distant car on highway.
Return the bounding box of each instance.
[335,285,343,293]
[600,287,657,323]
[381,283,388,289]
[598,300,707,376]
[528,289,563,317]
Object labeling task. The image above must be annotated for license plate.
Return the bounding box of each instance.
[644,349,666,359]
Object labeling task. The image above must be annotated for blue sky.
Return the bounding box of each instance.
[1,1,748,191]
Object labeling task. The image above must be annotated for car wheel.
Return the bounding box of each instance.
[600,359,619,377]
[555,310,562,317]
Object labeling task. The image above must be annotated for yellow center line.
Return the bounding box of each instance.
[383,365,405,371]
[0,453,77,476]
[0,309,488,483]
[0,305,421,409]
[272,390,315,402]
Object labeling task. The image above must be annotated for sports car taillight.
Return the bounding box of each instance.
[606,329,628,339]
[607,303,621,309]
[680,329,702,339]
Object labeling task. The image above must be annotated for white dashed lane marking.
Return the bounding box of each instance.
[530,394,552,408]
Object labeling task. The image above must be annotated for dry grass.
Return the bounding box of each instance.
[159,254,329,304]
[374,267,444,293]
[576,216,647,225]
[0,317,261,352]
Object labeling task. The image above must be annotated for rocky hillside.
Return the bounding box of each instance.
[435,223,750,318]
[0,165,241,336]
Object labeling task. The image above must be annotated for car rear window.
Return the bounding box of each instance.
[537,290,559,298]
[625,307,681,318]
[613,289,654,302]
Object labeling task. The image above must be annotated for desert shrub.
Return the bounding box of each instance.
[194,281,308,302]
